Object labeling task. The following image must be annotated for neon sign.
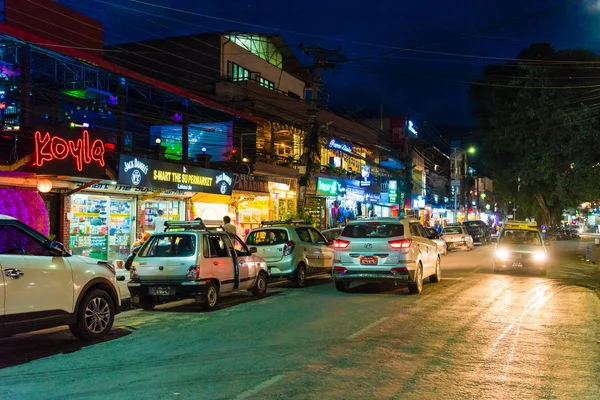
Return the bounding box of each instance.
[34,130,105,172]
[408,120,418,136]
[328,138,353,154]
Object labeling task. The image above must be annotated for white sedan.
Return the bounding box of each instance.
[425,227,448,255]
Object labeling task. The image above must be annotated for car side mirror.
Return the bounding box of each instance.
[249,247,258,254]
[49,241,69,256]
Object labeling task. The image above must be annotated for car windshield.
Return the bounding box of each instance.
[499,229,542,245]
[246,229,289,245]
[443,227,463,234]
[341,223,404,238]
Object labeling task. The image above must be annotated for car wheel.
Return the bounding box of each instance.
[201,282,219,311]
[139,296,155,310]
[69,289,115,341]
[335,281,350,292]
[251,271,268,296]
[429,257,441,283]
[294,264,307,288]
[408,263,423,294]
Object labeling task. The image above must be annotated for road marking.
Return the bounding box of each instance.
[234,374,286,400]
[347,317,389,340]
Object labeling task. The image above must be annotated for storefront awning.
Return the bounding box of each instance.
[191,192,233,204]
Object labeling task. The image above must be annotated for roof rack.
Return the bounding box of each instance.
[164,219,223,231]
[260,219,307,227]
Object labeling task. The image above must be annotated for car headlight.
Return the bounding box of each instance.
[495,249,509,260]
[533,251,547,262]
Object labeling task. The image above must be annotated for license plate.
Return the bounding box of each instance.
[512,262,523,268]
[154,286,170,295]
[360,256,377,265]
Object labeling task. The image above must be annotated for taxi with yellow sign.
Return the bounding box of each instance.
[493,220,550,275]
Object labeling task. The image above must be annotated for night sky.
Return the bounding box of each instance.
[57,0,600,128]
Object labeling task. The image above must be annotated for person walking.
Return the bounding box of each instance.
[223,216,237,235]
[153,209,166,233]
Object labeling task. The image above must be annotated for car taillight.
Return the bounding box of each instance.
[391,267,408,274]
[333,266,347,274]
[389,239,412,249]
[187,265,200,280]
[333,239,350,249]
[283,240,295,256]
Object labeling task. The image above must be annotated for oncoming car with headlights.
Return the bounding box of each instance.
[493,221,549,275]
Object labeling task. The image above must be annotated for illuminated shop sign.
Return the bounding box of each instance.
[360,165,372,187]
[118,155,233,195]
[408,120,418,136]
[389,180,398,203]
[34,130,105,172]
[328,138,353,154]
[317,178,346,196]
[233,174,269,193]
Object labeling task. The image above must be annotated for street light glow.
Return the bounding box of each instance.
[468,146,476,154]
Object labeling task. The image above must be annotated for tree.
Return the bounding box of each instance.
[471,43,600,224]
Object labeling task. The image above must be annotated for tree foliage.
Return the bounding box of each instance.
[471,43,600,223]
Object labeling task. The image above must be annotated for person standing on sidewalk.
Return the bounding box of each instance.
[223,215,237,235]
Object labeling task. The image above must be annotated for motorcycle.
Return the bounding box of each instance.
[124,232,150,270]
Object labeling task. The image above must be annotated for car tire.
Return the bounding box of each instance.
[139,296,156,310]
[335,281,350,292]
[251,271,268,296]
[294,264,307,288]
[429,257,441,283]
[69,289,115,341]
[201,282,219,311]
[408,264,423,294]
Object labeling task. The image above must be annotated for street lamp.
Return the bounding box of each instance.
[468,146,476,154]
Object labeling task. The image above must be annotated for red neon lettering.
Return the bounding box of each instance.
[34,130,106,172]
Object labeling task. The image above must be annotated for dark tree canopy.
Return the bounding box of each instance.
[471,43,600,223]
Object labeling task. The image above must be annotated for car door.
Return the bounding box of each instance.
[0,223,73,327]
[309,228,334,271]
[204,233,236,293]
[416,224,437,273]
[409,223,433,273]
[223,234,255,290]
[294,227,319,273]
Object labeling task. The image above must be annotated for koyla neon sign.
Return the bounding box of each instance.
[34,130,105,172]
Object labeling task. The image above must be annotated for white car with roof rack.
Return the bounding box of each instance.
[493,220,549,275]
[128,219,269,311]
[0,214,121,341]
[332,217,441,294]
[246,220,335,287]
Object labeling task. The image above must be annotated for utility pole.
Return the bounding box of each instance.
[297,46,343,212]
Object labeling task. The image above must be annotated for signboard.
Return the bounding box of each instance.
[232,173,269,193]
[74,182,194,197]
[33,129,107,177]
[317,177,345,197]
[408,120,418,136]
[327,138,353,154]
[118,155,233,195]
[451,179,461,187]
[389,180,398,203]
[359,165,372,187]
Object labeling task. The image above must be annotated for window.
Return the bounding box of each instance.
[500,230,542,246]
[139,234,196,257]
[295,227,313,243]
[247,229,289,246]
[0,225,51,256]
[409,224,422,237]
[443,227,463,234]
[259,77,275,90]
[309,228,327,244]
[223,234,250,256]
[204,234,230,258]
[341,223,404,238]
[228,61,250,82]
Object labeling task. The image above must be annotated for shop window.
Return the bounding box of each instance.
[0,225,50,256]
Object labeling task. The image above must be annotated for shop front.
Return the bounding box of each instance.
[232,173,270,237]
[118,154,234,228]
[268,178,296,221]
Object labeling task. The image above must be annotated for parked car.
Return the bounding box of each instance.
[493,221,549,275]
[321,227,343,242]
[441,225,474,251]
[462,220,492,244]
[331,217,441,294]
[0,214,121,341]
[425,227,447,255]
[246,220,335,287]
[114,260,131,302]
[128,220,269,311]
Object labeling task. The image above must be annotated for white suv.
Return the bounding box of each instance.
[0,215,121,341]
[332,217,441,294]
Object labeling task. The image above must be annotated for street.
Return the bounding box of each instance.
[1,242,599,400]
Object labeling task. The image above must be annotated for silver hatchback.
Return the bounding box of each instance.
[332,217,441,294]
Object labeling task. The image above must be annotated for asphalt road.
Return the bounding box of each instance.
[1,241,599,399]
